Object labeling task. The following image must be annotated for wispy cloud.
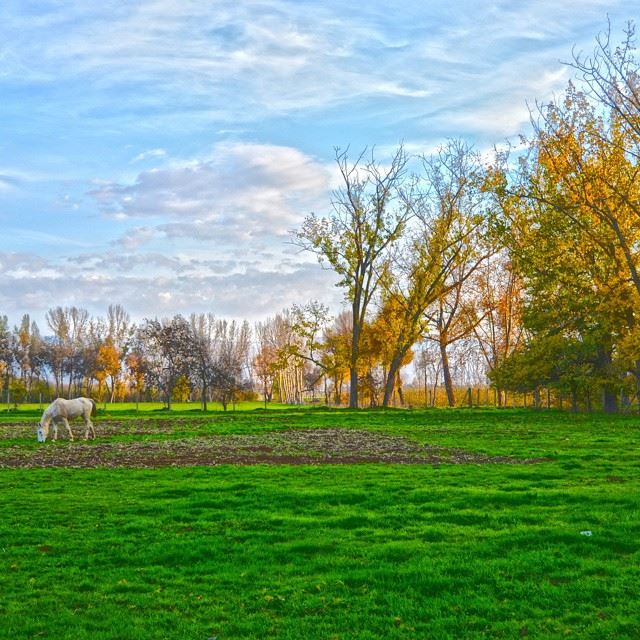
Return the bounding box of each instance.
[129,148,167,164]
[0,0,624,137]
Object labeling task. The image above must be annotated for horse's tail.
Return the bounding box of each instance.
[90,399,97,417]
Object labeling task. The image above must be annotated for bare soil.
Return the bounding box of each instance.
[0,423,548,469]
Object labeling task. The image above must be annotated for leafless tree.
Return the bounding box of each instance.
[139,315,195,409]
[569,20,640,157]
[210,319,252,410]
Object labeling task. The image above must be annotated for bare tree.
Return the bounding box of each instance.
[254,312,304,405]
[570,20,640,157]
[210,320,252,410]
[189,313,218,411]
[139,316,194,410]
[45,306,90,396]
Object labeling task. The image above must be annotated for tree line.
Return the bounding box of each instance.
[2,23,639,413]
[294,21,640,411]
[0,288,512,410]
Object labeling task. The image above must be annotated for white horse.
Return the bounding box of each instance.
[38,397,97,441]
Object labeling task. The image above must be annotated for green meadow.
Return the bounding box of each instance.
[1,407,639,639]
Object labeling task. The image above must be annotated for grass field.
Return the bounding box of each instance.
[1,400,293,414]
[1,407,639,639]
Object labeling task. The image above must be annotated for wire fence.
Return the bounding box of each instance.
[4,385,639,414]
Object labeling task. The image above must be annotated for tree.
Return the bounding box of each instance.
[253,322,278,406]
[295,146,413,407]
[95,336,121,402]
[139,316,194,410]
[189,313,219,411]
[570,20,640,158]
[105,304,134,400]
[429,261,486,408]
[173,375,191,402]
[377,140,489,406]
[255,312,305,405]
[320,311,352,405]
[125,350,146,405]
[45,306,90,396]
[413,340,442,406]
[0,315,13,398]
[470,253,524,405]
[488,83,636,411]
[210,320,251,410]
[14,315,36,397]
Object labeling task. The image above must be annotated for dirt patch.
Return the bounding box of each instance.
[0,428,548,469]
[0,418,214,440]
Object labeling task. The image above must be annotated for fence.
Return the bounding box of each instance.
[401,386,640,412]
[4,386,639,413]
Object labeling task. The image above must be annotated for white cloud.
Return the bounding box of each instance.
[0,250,341,325]
[129,148,167,164]
[91,142,332,243]
[0,139,339,324]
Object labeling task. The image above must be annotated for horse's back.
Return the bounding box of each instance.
[46,397,92,419]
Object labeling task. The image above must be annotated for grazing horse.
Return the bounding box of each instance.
[38,397,97,441]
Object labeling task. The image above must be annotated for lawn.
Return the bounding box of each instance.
[0,408,638,639]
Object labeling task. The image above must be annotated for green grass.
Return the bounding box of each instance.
[1,408,639,639]
[1,399,294,416]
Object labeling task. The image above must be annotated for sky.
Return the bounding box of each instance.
[0,0,633,328]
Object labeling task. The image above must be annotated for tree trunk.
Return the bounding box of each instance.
[202,381,208,412]
[382,355,403,407]
[333,376,341,405]
[602,386,618,414]
[440,339,455,407]
[349,305,361,409]
[596,345,618,414]
[533,388,541,409]
[349,364,358,408]
[635,360,640,414]
[397,374,405,406]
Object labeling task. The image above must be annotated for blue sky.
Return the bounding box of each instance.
[0,0,632,326]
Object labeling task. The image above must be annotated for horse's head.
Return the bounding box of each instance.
[37,421,48,442]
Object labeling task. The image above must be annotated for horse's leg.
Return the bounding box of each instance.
[63,417,74,441]
[52,420,58,441]
[84,414,95,440]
